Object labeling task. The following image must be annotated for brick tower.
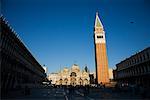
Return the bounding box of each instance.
[94,12,109,84]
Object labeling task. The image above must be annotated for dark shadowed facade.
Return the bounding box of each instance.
[89,73,95,84]
[113,47,150,88]
[0,17,46,96]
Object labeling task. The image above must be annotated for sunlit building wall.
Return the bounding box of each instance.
[48,64,90,86]
[109,68,113,79]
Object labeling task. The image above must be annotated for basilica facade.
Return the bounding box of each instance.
[48,64,90,86]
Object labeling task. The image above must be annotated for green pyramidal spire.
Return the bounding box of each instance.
[95,12,103,28]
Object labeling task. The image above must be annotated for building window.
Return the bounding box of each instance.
[97,36,103,38]
[133,58,135,64]
[143,54,146,60]
[140,55,142,62]
[131,58,134,64]
[147,63,150,72]
[136,68,138,74]
[141,66,144,73]
[137,56,140,63]
[143,65,146,72]
[146,52,149,59]
[134,58,136,63]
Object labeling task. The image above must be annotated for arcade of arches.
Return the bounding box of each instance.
[48,64,90,86]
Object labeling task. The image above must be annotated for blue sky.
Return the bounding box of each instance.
[2,0,150,73]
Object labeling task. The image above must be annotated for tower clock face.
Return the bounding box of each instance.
[95,33,105,43]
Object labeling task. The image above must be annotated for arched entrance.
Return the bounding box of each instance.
[64,78,68,85]
[83,79,88,85]
[78,78,83,85]
[70,72,77,86]
[59,79,63,85]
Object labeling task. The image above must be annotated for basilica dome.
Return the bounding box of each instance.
[71,64,80,72]
[63,67,69,74]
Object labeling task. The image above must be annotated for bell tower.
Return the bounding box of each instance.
[94,12,109,84]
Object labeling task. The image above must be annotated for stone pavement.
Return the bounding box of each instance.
[2,86,148,100]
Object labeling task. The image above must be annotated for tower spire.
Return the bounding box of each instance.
[95,12,103,28]
[96,12,98,16]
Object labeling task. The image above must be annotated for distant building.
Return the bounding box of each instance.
[43,67,48,75]
[47,64,90,86]
[109,68,113,79]
[1,17,46,96]
[113,47,150,87]
[47,73,59,84]
[88,72,96,84]
[89,73,95,84]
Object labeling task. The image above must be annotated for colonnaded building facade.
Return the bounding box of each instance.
[113,47,150,88]
[1,16,46,96]
[47,64,90,86]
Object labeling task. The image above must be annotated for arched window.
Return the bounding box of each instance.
[143,54,146,60]
[146,52,150,59]
[70,72,76,77]
[140,55,142,62]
